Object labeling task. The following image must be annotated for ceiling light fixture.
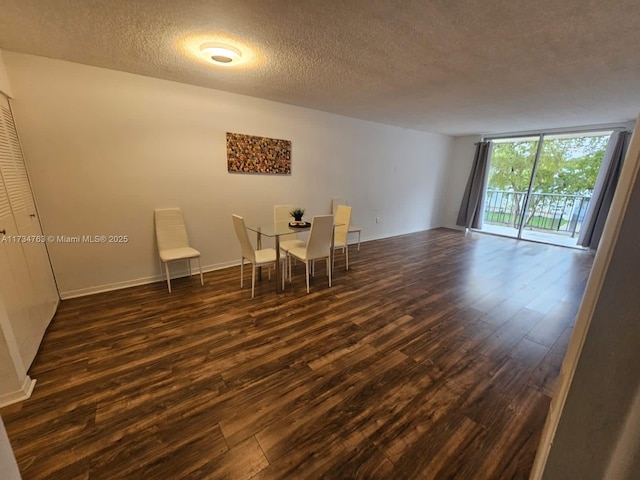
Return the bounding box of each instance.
[200,42,242,65]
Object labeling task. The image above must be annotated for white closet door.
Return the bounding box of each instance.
[0,159,35,374]
[0,95,57,368]
[0,100,35,232]
[0,171,34,368]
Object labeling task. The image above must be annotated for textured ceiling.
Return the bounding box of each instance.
[0,0,639,136]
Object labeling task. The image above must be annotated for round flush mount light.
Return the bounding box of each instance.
[200,42,242,65]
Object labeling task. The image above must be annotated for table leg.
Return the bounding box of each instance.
[256,231,263,281]
[275,235,282,293]
[329,226,336,283]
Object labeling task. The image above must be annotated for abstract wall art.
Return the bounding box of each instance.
[226,132,292,175]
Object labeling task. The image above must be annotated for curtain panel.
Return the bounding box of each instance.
[456,141,491,229]
[578,131,631,249]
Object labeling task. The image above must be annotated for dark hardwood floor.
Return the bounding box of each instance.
[1,228,594,479]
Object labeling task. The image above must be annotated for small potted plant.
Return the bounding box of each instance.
[290,207,305,224]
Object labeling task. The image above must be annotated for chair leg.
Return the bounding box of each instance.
[345,245,349,270]
[328,257,332,287]
[305,261,310,293]
[164,262,172,292]
[240,257,244,288]
[197,257,204,285]
[332,247,335,274]
[357,231,361,251]
[251,264,256,298]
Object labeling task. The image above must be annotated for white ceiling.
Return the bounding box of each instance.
[1,0,639,136]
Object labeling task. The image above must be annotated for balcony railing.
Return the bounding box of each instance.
[483,189,591,237]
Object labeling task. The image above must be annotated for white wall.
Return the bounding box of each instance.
[0,416,21,480]
[3,52,453,298]
[0,318,23,402]
[441,135,480,228]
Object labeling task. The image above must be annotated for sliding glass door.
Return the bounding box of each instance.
[480,130,612,247]
[482,136,540,239]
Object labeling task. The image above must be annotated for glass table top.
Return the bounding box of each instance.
[246,221,310,237]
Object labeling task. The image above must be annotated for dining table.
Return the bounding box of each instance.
[245,221,310,293]
[246,219,340,293]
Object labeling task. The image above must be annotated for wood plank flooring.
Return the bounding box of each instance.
[0,228,594,479]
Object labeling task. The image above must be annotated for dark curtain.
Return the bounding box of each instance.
[456,141,491,229]
[578,131,631,249]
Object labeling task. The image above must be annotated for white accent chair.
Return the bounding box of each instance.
[232,214,284,297]
[154,208,204,293]
[287,215,334,293]
[333,205,352,271]
[331,198,362,251]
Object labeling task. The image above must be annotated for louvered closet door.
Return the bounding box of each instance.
[0,170,33,373]
[0,95,58,368]
[0,98,36,233]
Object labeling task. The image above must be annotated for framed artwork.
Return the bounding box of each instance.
[226,132,292,175]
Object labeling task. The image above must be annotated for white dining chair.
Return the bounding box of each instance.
[331,198,362,251]
[232,214,284,297]
[332,204,352,271]
[287,214,334,293]
[154,208,204,293]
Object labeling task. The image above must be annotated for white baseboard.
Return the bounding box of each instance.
[0,376,36,408]
[59,260,237,299]
[443,224,466,231]
[355,226,441,245]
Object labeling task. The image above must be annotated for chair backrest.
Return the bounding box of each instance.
[331,198,346,215]
[274,204,296,240]
[274,204,294,223]
[232,214,256,262]
[305,215,334,259]
[334,205,352,245]
[154,208,191,252]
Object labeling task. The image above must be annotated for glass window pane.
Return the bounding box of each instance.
[520,132,611,246]
[482,137,539,238]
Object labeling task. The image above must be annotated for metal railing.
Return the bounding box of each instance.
[483,189,591,237]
